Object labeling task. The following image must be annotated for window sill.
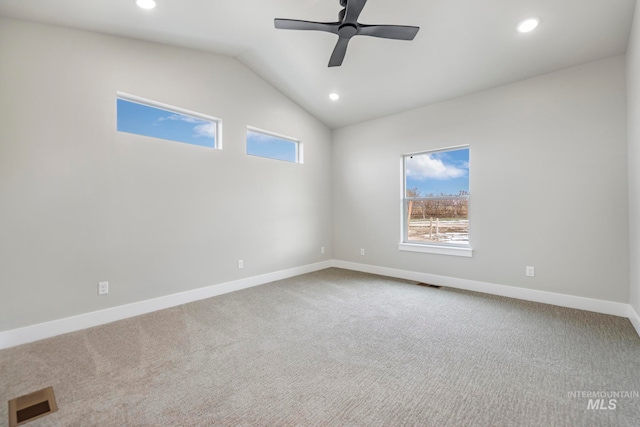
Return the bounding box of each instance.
[398,243,473,257]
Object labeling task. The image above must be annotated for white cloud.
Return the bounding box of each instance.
[193,122,216,138]
[248,130,275,144]
[156,114,202,124]
[156,114,215,139]
[406,154,466,180]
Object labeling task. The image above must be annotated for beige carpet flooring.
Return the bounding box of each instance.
[1,268,639,426]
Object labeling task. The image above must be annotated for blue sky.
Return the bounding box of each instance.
[246,130,297,163]
[117,98,216,148]
[406,148,469,197]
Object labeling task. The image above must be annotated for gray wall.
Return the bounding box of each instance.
[629,3,640,315]
[0,16,634,333]
[333,56,629,303]
[0,18,333,331]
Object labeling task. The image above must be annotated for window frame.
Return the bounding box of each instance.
[399,145,472,257]
[246,126,303,164]
[116,92,222,149]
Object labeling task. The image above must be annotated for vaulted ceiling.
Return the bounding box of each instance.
[0,0,636,128]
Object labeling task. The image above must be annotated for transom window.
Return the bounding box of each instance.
[246,127,302,164]
[400,146,471,257]
[117,93,220,149]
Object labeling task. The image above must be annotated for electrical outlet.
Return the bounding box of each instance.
[360,248,365,256]
[98,281,109,295]
[525,266,535,277]
[321,246,325,254]
[238,260,244,269]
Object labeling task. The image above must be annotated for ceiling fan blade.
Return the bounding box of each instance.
[343,0,368,25]
[274,19,339,35]
[357,24,420,40]
[329,37,351,67]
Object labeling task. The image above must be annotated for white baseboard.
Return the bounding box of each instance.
[331,260,630,318]
[629,305,640,337]
[0,260,332,350]
[2,259,637,350]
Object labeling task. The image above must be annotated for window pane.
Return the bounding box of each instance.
[117,98,217,148]
[405,199,469,245]
[246,129,299,163]
[404,148,469,246]
[405,148,469,198]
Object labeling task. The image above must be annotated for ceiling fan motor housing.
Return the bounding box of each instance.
[339,24,358,38]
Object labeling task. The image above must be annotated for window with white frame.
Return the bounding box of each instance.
[400,146,471,257]
[246,127,302,163]
[117,93,220,149]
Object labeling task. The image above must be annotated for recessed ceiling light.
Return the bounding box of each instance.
[136,0,156,10]
[517,18,539,33]
[329,93,340,101]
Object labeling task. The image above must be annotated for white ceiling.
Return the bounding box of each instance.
[0,0,636,128]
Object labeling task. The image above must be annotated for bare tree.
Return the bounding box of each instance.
[406,187,420,221]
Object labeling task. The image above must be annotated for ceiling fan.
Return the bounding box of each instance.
[274,0,420,67]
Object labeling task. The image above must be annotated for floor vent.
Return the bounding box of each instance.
[8,386,57,427]
[416,282,442,289]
